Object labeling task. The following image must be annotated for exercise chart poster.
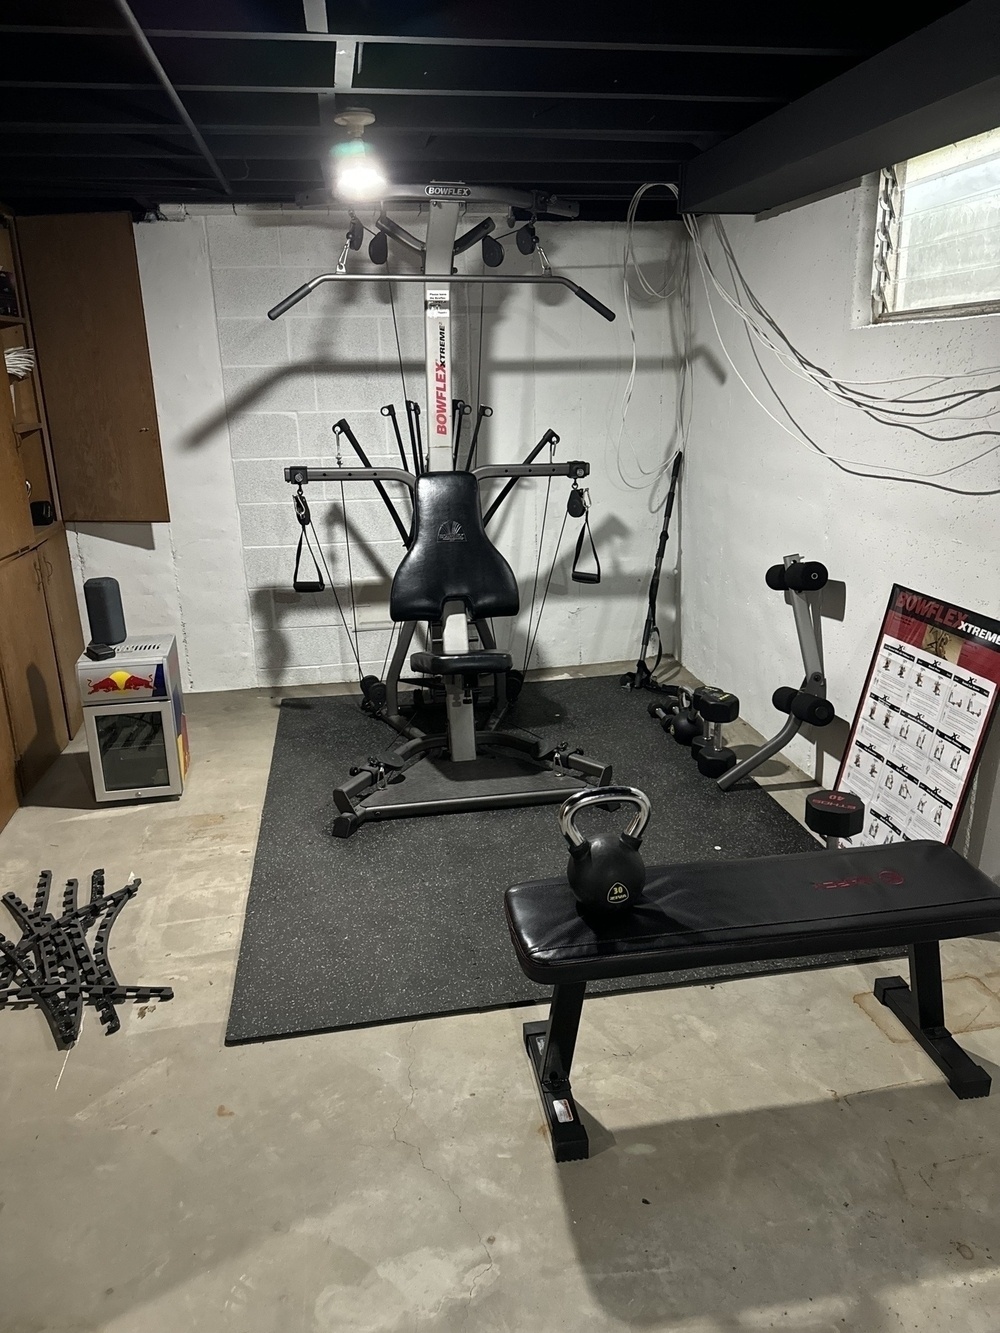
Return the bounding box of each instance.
[835,585,1000,846]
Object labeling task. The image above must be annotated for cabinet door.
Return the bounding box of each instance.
[15,212,169,524]
[0,691,17,832]
[39,531,84,736]
[0,551,70,794]
[0,367,33,561]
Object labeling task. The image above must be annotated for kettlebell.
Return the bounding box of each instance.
[559,785,651,911]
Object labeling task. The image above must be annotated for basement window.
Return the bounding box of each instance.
[872,126,1000,321]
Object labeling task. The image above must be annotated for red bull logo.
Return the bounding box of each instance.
[88,670,154,695]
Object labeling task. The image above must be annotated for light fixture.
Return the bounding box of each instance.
[331,107,387,201]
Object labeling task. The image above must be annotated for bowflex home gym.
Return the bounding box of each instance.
[267,185,614,834]
[5,19,1000,1330]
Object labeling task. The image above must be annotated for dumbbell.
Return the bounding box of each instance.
[646,688,682,731]
[691,686,739,776]
[805,789,865,848]
[772,686,836,727]
[765,560,828,593]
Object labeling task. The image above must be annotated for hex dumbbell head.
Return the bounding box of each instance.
[805,789,864,839]
[693,686,740,724]
[697,745,737,778]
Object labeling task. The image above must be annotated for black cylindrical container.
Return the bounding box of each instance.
[83,577,127,646]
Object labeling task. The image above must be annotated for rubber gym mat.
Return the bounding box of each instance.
[226,675,898,1042]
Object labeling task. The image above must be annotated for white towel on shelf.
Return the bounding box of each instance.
[4,346,35,379]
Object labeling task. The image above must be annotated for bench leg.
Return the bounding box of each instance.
[523,982,589,1162]
[875,942,991,1100]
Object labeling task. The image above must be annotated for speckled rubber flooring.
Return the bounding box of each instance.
[226,676,894,1041]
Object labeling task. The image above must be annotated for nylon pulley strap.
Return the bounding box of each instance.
[571,515,601,584]
[292,488,324,592]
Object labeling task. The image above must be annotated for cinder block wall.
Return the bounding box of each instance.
[70,206,684,692]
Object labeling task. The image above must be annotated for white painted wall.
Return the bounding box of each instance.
[680,178,1000,875]
[205,206,682,686]
[68,215,256,693]
[71,205,681,692]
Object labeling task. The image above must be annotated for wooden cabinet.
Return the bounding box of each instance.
[15,212,169,524]
[0,550,70,796]
[0,357,33,560]
[39,531,84,737]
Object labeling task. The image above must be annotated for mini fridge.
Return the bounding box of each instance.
[77,635,189,802]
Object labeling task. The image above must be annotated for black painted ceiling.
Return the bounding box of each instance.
[0,0,970,218]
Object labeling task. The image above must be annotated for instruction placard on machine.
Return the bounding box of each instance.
[835,585,1000,846]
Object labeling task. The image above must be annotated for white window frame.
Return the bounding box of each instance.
[871,142,1000,324]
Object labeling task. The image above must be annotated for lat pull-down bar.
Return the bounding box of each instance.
[267,272,616,323]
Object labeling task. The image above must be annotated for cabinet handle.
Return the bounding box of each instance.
[43,554,54,580]
[33,558,43,591]
[24,479,31,496]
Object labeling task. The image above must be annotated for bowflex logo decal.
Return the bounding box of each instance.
[434,323,448,437]
[814,869,906,890]
[437,521,466,543]
[87,670,154,695]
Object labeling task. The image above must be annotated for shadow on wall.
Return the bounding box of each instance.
[71,522,157,552]
[179,355,683,452]
[249,507,643,682]
[21,662,60,795]
[554,1079,1000,1327]
[961,719,1000,881]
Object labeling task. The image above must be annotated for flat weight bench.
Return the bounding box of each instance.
[505,839,1000,1162]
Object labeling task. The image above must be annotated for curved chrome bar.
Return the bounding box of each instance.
[267,272,616,322]
[558,785,652,848]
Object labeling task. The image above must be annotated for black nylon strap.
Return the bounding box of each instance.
[292,489,324,592]
[572,512,601,584]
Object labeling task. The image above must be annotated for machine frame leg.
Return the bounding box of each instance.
[523,982,589,1161]
[875,941,991,1099]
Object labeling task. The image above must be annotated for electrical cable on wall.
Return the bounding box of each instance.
[671,200,1000,493]
[615,183,688,494]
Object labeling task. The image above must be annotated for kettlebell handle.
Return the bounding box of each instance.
[559,785,651,849]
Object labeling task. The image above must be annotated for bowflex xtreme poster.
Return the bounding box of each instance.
[835,585,1000,846]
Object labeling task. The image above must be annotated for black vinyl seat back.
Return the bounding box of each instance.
[389,472,519,622]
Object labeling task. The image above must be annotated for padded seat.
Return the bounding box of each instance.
[506,840,1000,985]
[410,650,512,676]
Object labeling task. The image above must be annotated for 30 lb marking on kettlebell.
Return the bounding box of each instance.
[607,883,629,904]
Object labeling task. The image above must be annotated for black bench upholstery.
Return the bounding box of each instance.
[506,839,1000,1161]
[390,472,519,623]
[506,840,1000,984]
[410,650,513,676]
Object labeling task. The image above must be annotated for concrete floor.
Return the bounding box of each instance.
[2,675,1000,1333]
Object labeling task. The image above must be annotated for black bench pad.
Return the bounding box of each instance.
[505,840,1000,985]
[410,650,512,675]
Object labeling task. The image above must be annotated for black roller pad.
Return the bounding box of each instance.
[226,676,895,1042]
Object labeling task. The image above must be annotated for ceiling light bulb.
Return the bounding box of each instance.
[331,135,387,202]
[337,160,388,201]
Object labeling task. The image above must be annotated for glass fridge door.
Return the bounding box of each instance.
[95,709,172,792]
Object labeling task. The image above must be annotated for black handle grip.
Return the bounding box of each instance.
[267,282,315,320]
[568,281,616,322]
